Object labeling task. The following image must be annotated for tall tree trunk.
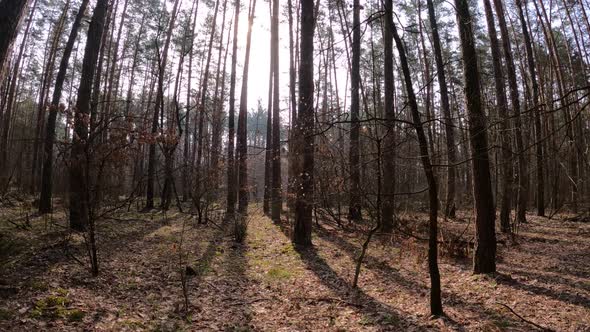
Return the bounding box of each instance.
[103,0,130,138]
[292,0,315,246]
[270,0,282,223]
[454,0,497,274]
[89,3,114,131]
[211,0,229,191]
[32,0,70,193]
[286,0,297,211]
[124,13,146,117]
[483,0,512,233]
[226,0,240,217]
[145,0,181,210]
[426,0,457,218]
[517,0,542,217]
[417,1,435,163]
[183,0,199,202]
[69,0,109,231]
[39,0,90,214]
[534,0,578,213]
[237,0,257,214]
[348,0,361,222]
[391,12,442,317]
[264,9,273,215]
[196,0,220,201]
[380,0,395,233]
[493,0,527,226]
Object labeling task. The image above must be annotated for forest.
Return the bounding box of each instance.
[0,0,589,330]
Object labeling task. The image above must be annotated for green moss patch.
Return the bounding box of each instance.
[30,294,84,322]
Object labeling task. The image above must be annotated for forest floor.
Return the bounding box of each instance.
[0,199,589,331]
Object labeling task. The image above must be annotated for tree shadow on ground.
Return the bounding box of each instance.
[442,288,529,331]
[494,271,590,308]
[277,214,414,329]
[1,210,173,284]
[182,216,255,329]
[219,241,254,330]
[314,225,428,295]
[292,244,418,330]
[504,263,590,293]
[189,216,230,286]
[313,224,534,331]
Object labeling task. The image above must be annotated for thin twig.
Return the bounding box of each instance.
[496,302,555,331]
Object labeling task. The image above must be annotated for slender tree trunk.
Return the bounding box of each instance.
[292,0,315,246]
[391,14,442,317]
[270,0,282,223]
[39,0,89,214]
[380,0,395,233]
[125,13,146,117]
[195,0,220,201]
[515,0,544,216]
[264,12,273,215]
[426,0,457,218]
[286,0,297,211]
[103,0,129,137]
[534,0,578,213]
[184,0,199,202]
[90,3,113,131]
[455,0,497,274]
[483,0,512,233]
[210,0,229,191]
[237,0,257,214]
[145,0,181,210]
[348,0,361,222]
[70,0,109,231]
[493,0,527,226]
[32,0,70,193]
[226,0,240,217]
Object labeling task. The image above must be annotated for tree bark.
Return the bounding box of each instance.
[32,0,70,193]
[380,0,395,233]
[69,0,109,231]
[237,0,257,214]
[534,0,578,213]
[0,0,29,82]
[348,0,361,222]
[426,0,457,218]
[493,0,527,226]
[391,13,442,317]
[286,0,297,212]
[270,0,282,223]
[183,0,199,202]
[211,0,229,191]
[517,0,542,217]
[0,0,36,181]
[145,0,181,210]
[264,11,273,215]
[454,0,497,274]
[292,0,315,246]
[226,0,240,217]
[482,0,512,233]
[39,0,90,214]
[195,0,220,201]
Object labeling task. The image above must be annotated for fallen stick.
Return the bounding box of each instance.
[292,296,364,308]
[496,302,555,331]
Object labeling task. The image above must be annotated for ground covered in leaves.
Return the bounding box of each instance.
[1,200,589,331]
